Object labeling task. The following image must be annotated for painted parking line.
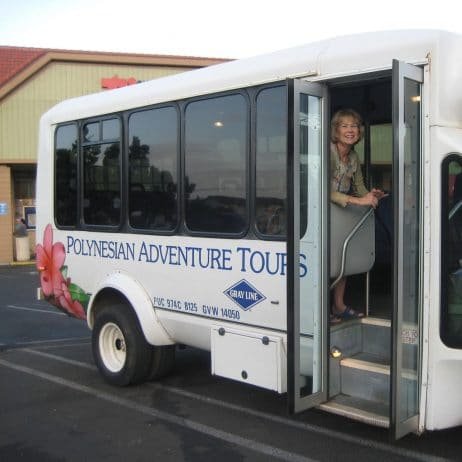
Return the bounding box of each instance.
[3,337,90,350]
[34,341,92,350]
[22,348,95,370]
[16,348,449,462]
[16,337,89,345]
[0,272,34,279]
[5,304,65,315]
[0,358,316,462]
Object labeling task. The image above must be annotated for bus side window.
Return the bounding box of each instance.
[184,94,247,234]
[83,142,121,226]
[55,124,78,227]
[128,107,178,231]
[442,155,462,348]
[81,118,121,227]
[255,86,287,237]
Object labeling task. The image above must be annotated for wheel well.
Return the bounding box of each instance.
[88,275,173,347]
[90,288,133,327]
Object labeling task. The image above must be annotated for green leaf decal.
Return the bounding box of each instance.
[68,283,91,306]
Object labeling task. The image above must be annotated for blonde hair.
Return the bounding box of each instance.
[331,109,365,143]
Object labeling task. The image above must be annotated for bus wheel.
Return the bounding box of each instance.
[147,345,175,381]
[92,305,151,386]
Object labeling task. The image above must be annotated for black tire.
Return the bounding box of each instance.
[147,345,175,381]
[92,304,152,386]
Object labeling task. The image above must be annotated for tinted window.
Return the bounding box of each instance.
[83,122,99,142]
[102,118,120,140]
[441,155,462,347]
[255,87,287,236]
[55,124,78,227]
[83,119,121,226]
[128,107,178,230]
[184,95,247,233]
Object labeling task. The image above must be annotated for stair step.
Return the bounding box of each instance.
[340,355,417,404]
[361,317,391,327]
[327,317,418,427]
[340,356,390,404]
[342,354,417,379]
[341,355,389,371]
[361,318,391,360]
[330,317,391,361]
[319,394,389,428]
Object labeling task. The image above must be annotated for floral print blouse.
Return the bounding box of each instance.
[330,143,368,207]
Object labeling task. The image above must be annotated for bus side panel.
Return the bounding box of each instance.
[427,359,462,430]
[426,127,462,430]
[50,232,289,333]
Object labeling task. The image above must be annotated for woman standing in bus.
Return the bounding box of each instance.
[330,109,385,321]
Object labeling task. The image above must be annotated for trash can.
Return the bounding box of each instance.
[15,236,30,261]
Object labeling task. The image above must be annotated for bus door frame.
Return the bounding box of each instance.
[287,78,329,412]
[391,59,424,439]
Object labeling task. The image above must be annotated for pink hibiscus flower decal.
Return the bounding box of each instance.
[36,224,88,320]
[55,280,86,320]
[36,224,66,297]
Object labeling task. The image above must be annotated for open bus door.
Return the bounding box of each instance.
[287,64,424,437]
[287,79,329,412]
[391,60,424,439]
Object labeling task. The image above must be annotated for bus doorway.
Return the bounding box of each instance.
[323,64,423,438]
[321,76,395,428]
[330,78,394,320]
[289,62,424,439]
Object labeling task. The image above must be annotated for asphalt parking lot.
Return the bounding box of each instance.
[1,264,462,462]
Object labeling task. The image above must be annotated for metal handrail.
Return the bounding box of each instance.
[449,200,462,220]
[330,207,375,290]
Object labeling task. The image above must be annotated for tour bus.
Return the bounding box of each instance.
[36,30,462,439]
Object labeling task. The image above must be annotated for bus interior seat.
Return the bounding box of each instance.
[256,198,286,235]
[83,191,120,226]
[129,183,147,227]
[330,203,375,279]
[255,164,286,235]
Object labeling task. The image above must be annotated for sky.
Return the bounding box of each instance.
[1,0,462,59]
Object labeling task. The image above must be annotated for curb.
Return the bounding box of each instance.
[9,260,36,266]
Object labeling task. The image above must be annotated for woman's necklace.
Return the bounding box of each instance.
[337,143,350,165]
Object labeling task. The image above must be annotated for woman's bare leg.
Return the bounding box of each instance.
[333,277,346,313]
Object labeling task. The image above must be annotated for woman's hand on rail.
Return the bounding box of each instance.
[349,192,378,208]
[371,188,387,200]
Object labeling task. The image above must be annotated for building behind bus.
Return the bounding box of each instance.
[0,46,228,264]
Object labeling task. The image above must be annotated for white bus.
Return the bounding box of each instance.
[36,30,462,439]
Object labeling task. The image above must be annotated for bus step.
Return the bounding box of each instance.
[330,317,391,361]
[340,355,390,405]
[319,394,389,428]
[360,317,391,360]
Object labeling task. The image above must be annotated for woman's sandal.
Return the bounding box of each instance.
[335,306,364,320]
[330,313,342,324]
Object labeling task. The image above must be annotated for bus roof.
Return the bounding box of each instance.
[42,29,462,125]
